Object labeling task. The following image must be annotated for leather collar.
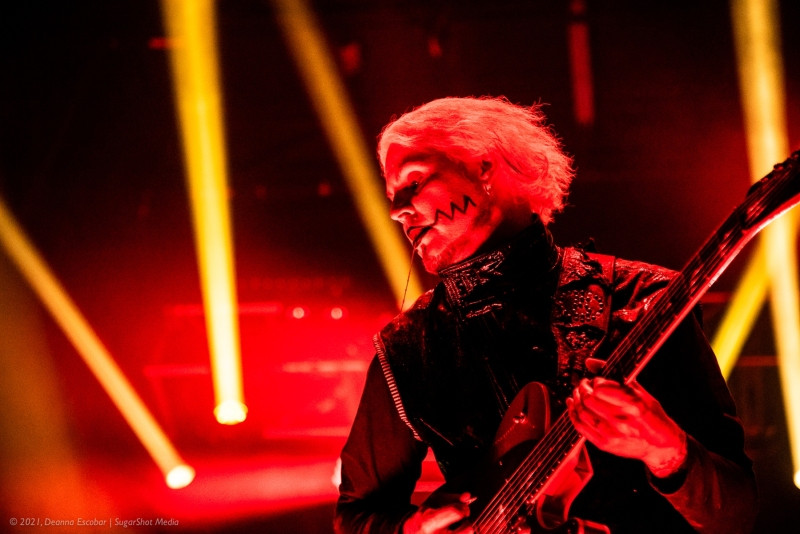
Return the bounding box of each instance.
[437,216,560,317]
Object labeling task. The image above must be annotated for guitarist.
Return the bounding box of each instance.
[334,96,757,533]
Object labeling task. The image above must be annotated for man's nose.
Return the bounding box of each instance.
[390,192,415,220]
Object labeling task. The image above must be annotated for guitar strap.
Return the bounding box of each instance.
[551,247,615,390]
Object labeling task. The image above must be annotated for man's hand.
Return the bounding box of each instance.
[566,377,688,478]
[402,492,474,534]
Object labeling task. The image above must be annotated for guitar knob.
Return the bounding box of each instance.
[513,412,527,424]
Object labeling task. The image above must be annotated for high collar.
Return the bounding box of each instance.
[437,216,560,317]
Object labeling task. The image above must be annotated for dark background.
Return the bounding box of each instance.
[1,1,799,532]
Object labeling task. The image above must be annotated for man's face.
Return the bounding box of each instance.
[384,148,501,273]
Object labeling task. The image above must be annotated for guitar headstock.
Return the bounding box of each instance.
[742,150,800,230]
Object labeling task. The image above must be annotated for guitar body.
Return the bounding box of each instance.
[425,382,609,533]
[492,382,594,530]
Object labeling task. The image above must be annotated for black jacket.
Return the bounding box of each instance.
[335,221,757,533]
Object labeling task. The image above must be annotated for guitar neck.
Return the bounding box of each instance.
[605,154,800,383]
[603,203,756,384]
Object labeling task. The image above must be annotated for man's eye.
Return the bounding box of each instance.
[389,180,422,206]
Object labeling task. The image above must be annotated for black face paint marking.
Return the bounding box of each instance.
[411,194,477,248]
[431,194,476,225]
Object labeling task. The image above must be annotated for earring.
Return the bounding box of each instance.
[483,182,492,196]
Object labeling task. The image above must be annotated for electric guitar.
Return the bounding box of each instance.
[454,150,800,533]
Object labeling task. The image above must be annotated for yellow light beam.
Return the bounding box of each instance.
[161,0,247,424]
[765,212,800,491]
[726,0,800,489]
[0,196,195,489]
[272,0,424,309]
[710,243,768,378]
[715,0,790,371]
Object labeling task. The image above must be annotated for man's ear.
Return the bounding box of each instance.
[480,159,493,177]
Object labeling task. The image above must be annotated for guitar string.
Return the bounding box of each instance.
[473,172,796,531]
[476,415,580,532]
[473,393,583,531]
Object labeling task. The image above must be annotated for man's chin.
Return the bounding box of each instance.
[420,253,443,274]
[419,244,468,274]
[417,245,447,274]
[418,232,490,273]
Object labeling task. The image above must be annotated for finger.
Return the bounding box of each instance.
[566,397,579,424]
[573,379,603,410]
[572,385,606,421]
[572,411,612,444]
[627,380,657,402]
[586,380,649,416]
[588,378,635,401]
[458,492,476,506]
[572,390,639,439]
[592,377,655,404]
[570,395,610,431]
[573,405,650,452]
[421,505,469,532]
[567,396,594,432]
[572,382,632,434]
[585,357,606,375]
[576,382,629,417]
[578,377,631,403]
[579,390,623,415]
[571,387,603,427]
[577,377,594,395]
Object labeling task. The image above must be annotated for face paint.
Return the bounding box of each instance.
[408,194,478,247]
[385,150,502,273]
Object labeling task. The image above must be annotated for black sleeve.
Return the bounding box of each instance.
[334,356,429,534]
[607,259,758,532]
[640,315,758,534]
